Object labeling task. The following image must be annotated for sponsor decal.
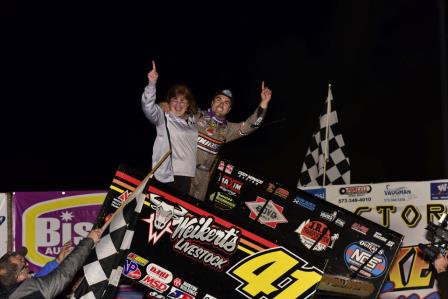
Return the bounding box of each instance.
[344,241,387,278]
[334,218,346,227]
[146,263,173,284]
[245,197,288,228]
[197,133,224,155]
[224,164,234,175]
[171,216,239,270]
[142,194,189,245]
[351,222,369,235]
[142,194,241,271]
[293,197,316,212]
[111,190,131,209]
[320,210,338,222]
[217,161,225,172]
[296,220,339,252]
[383,184,416,202]
[339,185,372,196]
[203,295,217,299]
[167,286,195,299]
[266,183,289,199]
[140,275,170,292]
[372,232,395,248]
[227,247,323,299]
[431,182,448,200]
[237,171,264,186]
[218,174,243,196]
[178,281,198,296]
[304,188,326,200]
[209,192,236,210]
[123,259,142,279]
[127,252,149,266]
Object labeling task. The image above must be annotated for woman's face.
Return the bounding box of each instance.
[169,94,189,117]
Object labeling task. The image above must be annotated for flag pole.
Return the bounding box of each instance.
[100,149,171,232]
[322,84,332,186]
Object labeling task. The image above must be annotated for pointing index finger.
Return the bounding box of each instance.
[152,60,157,71]
[262,81,265,90]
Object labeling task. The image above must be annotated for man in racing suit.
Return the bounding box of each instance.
[189,81,272,201]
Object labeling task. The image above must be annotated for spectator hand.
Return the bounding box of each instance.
[87,229,103,244]
[56,241,74,263]
[260,81,272,109]
[147,60,159,84]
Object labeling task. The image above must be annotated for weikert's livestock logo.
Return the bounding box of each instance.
[21,193,105,266]
[143,194,241,271]
[245,197,288,228]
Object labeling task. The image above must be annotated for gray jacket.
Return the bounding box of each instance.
[8,238,94,299]
[141,83,198,182]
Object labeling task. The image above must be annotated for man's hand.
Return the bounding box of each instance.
[147,60,159,84]
[260,81,272,109]
[434,253,448,273]
[56,241,73,263]
[87,229,103,244]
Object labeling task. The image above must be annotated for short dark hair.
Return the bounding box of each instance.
[166,84,198,115]
[0,254,20,287]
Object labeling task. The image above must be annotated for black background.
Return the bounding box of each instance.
[1,0,446,191]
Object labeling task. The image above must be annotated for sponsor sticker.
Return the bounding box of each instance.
[344,241,387,278]
[431,182,448,200]
[293,197,316,211]
[209,192,236,210]
[351,222,369,235]
[296,220,339,252]
[245,197,288,228]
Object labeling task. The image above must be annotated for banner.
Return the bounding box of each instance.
[0,193,8,257]
[13,191,106,272]
[100,166,327,299]
[316,180,448,298]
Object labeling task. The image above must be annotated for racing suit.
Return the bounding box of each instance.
[189,106,267,201]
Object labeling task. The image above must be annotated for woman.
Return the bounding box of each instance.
[141,61,198,194]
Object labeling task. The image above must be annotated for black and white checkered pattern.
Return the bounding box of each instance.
[73,176,151,299]
[298,85,350,187]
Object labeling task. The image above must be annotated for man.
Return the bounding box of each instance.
[0,229,102,299]
[189,81,272,200]
[434,253,448,297]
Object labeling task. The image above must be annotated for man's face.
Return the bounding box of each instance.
[211,95,232,118]
[10,255,29,282]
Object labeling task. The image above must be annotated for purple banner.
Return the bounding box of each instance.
[13,191,106,272]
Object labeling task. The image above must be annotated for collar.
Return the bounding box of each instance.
[207,108,227,126]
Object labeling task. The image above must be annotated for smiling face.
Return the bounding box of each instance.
[169,95,189,118]
[211,95,232,118]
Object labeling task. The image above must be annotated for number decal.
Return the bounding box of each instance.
[227,247,323,298]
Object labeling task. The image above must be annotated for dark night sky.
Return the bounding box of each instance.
[1,0,446,191]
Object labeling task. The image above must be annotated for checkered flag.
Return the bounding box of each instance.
[72,173,151,299]
[298,84,350,187]
[72,151,172,299]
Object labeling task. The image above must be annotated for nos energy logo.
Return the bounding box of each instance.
[22,193,105,266]
[431,182,448,200]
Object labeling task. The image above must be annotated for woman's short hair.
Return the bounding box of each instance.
[166,84,198,115]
